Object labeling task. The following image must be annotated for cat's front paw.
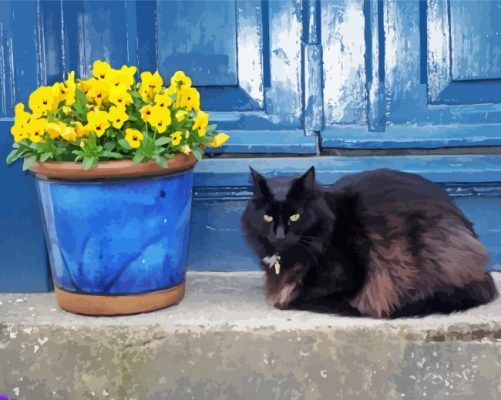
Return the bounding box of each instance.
[266,282,298,310]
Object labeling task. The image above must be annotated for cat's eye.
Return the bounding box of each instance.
[263,214,273,222]
[289,213,300,222]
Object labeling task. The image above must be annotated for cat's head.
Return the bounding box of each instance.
[242,166,335,255]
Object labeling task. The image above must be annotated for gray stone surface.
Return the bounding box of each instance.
[1,272,500,400]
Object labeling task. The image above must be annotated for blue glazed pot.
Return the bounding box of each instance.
[31,154,197,315]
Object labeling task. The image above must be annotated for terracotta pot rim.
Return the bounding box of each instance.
[29,152,197,181]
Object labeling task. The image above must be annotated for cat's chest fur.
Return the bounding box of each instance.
[261,255,306,308]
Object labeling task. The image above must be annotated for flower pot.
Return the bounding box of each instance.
[30,153,197,316]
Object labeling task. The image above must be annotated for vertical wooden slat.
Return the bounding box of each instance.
[61,0,84,76]
[426,0,450,103]
[365,0,385,131]
[236,0,264,108]
[302,0,323,134]
[38,0,64,84]
[321,0,366,125]
[124,1,138,68]
[136,0,157,73]
[384,0,425,123]
[265,0,303,127]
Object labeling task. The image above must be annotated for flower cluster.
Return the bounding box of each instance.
[6,61,229,170]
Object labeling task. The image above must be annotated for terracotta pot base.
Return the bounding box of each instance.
[54,283,185,316]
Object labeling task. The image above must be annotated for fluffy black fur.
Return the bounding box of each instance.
[241,167,498,318]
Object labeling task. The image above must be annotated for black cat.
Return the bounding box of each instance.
[241,166,498,318]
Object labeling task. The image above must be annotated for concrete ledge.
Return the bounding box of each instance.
[1,272,501,400]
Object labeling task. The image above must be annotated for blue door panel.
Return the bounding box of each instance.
[450,0,501,81]
[320,0,501,148]
[157,0,238,86]
[188,189,501,272]
[0,121,51,292]
[189,156,501,272]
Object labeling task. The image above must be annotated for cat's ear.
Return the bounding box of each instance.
[249,167,272,199]
[288,166,316,198]
[301,166,316,190]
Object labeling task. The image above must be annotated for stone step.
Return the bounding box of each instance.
[1,272,500,400]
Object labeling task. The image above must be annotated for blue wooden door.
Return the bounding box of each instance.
[2,0,501,291]
[320,0,501,148]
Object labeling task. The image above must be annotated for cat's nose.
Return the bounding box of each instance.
[275,225,286,240]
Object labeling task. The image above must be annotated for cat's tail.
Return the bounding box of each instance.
[425,219,498,303]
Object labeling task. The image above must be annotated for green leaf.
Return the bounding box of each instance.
[88,133,97,148]
[191,146,204,161]
[40,152,52,162]
[83,157,95,170]
[132,152,145,163]
[154,136,171,146]
[101,151,124,159]
[22,155,37,171]
[75,88,88,106]
[6,149,20,165]
[153,155,168,168]
[206,124,217,133]
[103,142,115,151]
[118,139,131,150]
[131,90,142,99]
[73,102,85,117]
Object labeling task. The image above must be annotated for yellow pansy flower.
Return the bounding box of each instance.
[170,131,182,146]
[109,65,137,88]
[148,105,171,134]
[75,122,93,138]
[51,71,76,107]
[77,78,96,96]
[181,144,191,155]
[170,71,192,90]
[125,128,144,149]
[87,80,110,107]
[154,92,173,108]
[208,132,229,148]
[46,122,62,139]
[108,105,129,129]
[175,110,186,122]
[87,110,110,137]
[139,71,163,102]
[29,86,56,116]
[192,110,209,136]
[46,121,77,141]
[109,85,133,107]
[140,105,153,123]
[64,71,76,106]
[92,60,112,80]
[26,119,47,143]
[11,103,32,142]
[166,85,177,96]
[52,71,76,107]
[175,87,200,112]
